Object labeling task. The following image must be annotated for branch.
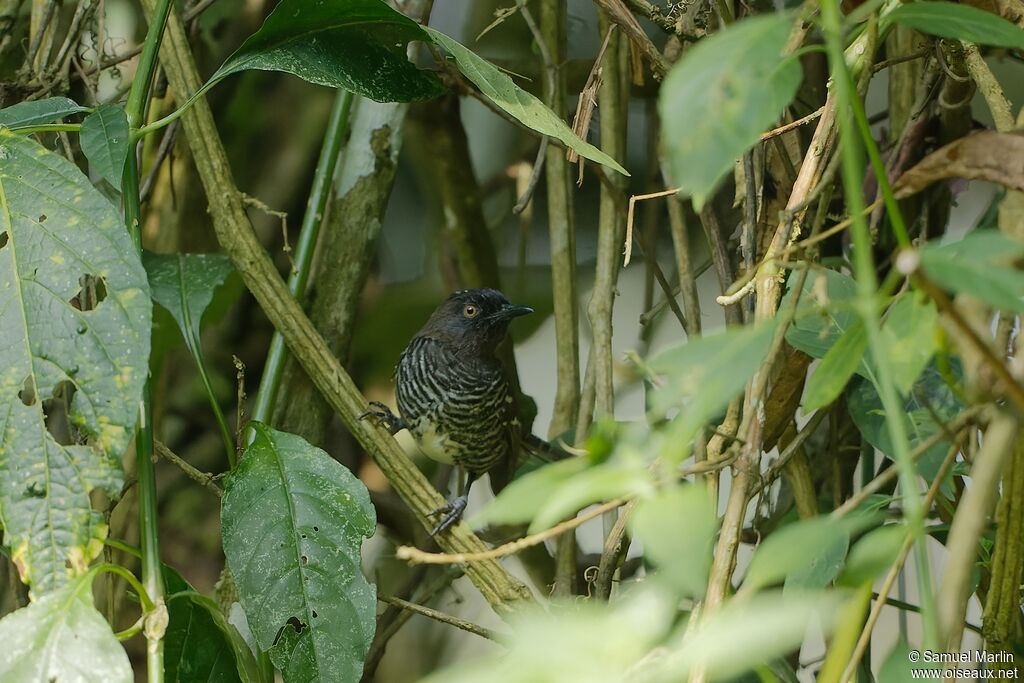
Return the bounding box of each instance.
[377,594,505,642]
[153,440,222,497]
[140,0,534,614]
[592,0,671,77]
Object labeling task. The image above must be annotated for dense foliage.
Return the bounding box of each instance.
[0,0,1022,681]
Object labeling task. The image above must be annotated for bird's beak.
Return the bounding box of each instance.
[492,304,534,321]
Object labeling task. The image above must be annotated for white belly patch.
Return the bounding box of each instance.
[413,419,461,464]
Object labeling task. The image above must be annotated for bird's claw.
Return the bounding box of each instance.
[359,401,405,435]
[429,495,468,536]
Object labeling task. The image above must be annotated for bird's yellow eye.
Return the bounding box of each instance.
[463,304,479,318]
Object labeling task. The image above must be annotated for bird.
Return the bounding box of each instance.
[360,288,537,535]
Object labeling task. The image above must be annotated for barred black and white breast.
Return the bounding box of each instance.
[395,335,520,475]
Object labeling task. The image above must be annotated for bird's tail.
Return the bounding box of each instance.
[522,433,574,461]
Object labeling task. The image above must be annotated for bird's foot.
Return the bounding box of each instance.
[358,401,405,435]
[428,495,469,536]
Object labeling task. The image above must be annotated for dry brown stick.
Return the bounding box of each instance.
[141,0,534,614]
[592,0,671,77]
[759,106,825,141]
[397,497,630,565]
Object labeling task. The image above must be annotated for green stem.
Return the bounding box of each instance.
[185,328,236,467]
[120,0,173,678]
[123,0,174,129]
[248,88,354,435]
[819,0,937,647]
[13,123,82,134]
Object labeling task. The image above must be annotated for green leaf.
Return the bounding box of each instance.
[80,104,129,191]
[630,485,718,598]
[221,424,376,683]
[784,531,849,592]
[421,585,675,683]
[0,130,151,595]
[656,591,840,681]
[0,571,131,682]
[659,13,802,208]
[839,524,907,587]
[164,567,261,683]
[472,456,588,528]
[529,461,651,533]
[881,294,937,395]
[784,268,859,361]
[849,362,965,484]
[142,252,235,347]
[886,1,1024,49]
[743,516,851,592]
[802,320,868,411]
[920,231,1024,313]
[0,97,88,129]
[649,320,779,462]
[208,0,442,102]
[423,27,628,176]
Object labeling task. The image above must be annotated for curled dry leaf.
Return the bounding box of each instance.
[894,131,1024,198]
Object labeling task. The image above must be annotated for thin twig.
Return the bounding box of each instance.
[759,106,825,141]
[623,188,679,266]
[154,440,222,496]
[397,497,630,565]
[397,455,738,566]
[376,594,504,642]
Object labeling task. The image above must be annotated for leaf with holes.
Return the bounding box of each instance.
[659,13,802,208]
[0,97,89,129]
[0,129,150,596]
[206,0,442,103]
[221,424,376,682]
[0,570,132,682]
[424,27,628,176]
[80,104,129,190]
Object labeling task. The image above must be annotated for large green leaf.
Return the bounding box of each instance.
[207,0,442,102]
[0,97,88,129]
[80,104,129,191]
[838,524,906,587]
[630,485,718,598]
[648,320,779,462]
[221,424,376,683]
[0,130,150,595]
[0,570,131,682]
[920,231,1024,313]
[423,27,628,176]
[163,567,262,683]
[529,461,651,533]
[886,2,1024,49]
[659,13,802,208]
[472,456,589,528]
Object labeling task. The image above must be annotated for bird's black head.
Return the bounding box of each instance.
[419,288,533,353]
